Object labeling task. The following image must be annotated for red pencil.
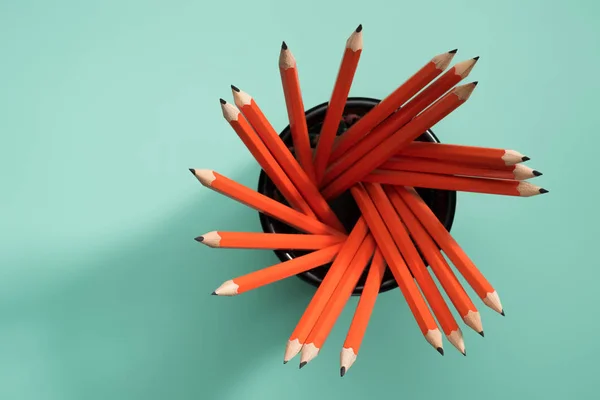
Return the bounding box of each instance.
[313,25,363,183]
[364,170,548,197]
[397,141,530,167]
[279,42,318,183]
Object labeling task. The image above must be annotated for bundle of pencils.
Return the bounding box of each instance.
[190,25,548,376]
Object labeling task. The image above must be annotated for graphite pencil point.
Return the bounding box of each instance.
[533,170,543,177]
[281,41,288,50]
[539,188,549,194]
[219,98,226,104]
[472,81,479,86]
[449,48,458,54]
[462,350,467,356]
[437,347,444,356]
[211,291,217,296]
[189,168,195,175]
[522,156,531,162]
[283,360,288,365]
[473,56,480,60]
[340,367,346,377]
[479,331,485,337]
[501,310,506,316]
[355,24,363,32]
[299,361,307,369]
[231,85,240,92]
[194,236,204,242]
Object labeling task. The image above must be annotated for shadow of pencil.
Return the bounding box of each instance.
[0,165,443,400]
[0,168,325,399]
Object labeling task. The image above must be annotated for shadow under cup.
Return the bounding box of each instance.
[257,97,457,295]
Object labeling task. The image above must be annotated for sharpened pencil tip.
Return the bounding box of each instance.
[299,361,307,369]
[472,81,479,86]
[449,48,458,54]
[473,56,480,61]
[219,98,226,104]
[355,24,362,32]
[231,85,240,92]
[283,360,288,365]
[539,188,549,194]
[189,168,195,175]
[462,350,467,356]
[501,310,506,316]
[522,156,530,162]
[340,367,346,377]
[281,41,287,50]
[211,291,217,296]
[533,170,543,177]
[194,236,204,243]
[437,347,444,356]
[479,331,485,337]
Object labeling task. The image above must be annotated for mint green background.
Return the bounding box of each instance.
[1,0,598,399]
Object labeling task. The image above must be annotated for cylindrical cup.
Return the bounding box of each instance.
[257,97,457,295]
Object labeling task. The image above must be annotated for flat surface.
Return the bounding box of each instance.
[1,0,598,399]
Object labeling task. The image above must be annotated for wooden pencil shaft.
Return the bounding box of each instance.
[233,88,346,232]
[288,219,368,342]
[284,218,369,363]
[191,169,343,236]
[305,235,375,348]
[350,185,437,335]
[384,186,478,319]
[279,45,318,182]
[397,141,527,167]
[222,101,316,217]
[364,182,458,335]
[217,244,342,295]
[343,247,386,353]
[200,231,343,249]
[395,186,495,299]
[364,170,543,197]
[313,28,363,183]
[380,157,537,180]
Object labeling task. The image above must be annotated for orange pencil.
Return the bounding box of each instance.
[195,231,344,250]
[351,184,443,354]
[313,24,363,183]
[385,186,483,335]
[279,42,318,183]
[212,244,342,296]
[396,186,503,314]
[231,86,346,233]
[364,182,465,354]
[364,170,548,197]
[300,234,375,368]
[340,247,386,376]
[284,218,369,363]
[322,57,478,186]
[397,141,530,167]
[189,169,344,236]
[322,83,478,200]
[220,99,316,217]
[328,49,457,161]
[379,157,542,180]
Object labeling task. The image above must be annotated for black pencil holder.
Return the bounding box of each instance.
[257,97,457,295]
